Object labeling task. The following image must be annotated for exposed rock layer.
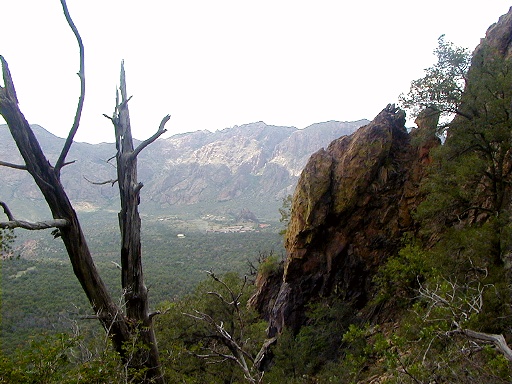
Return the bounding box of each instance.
[251,105,439,334]
[0,120,367,221]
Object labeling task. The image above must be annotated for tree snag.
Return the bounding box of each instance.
[105,60,169,381]
[0,1,168,382]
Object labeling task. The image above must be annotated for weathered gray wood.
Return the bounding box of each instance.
[107,61,167,383]
[0,1,168,382]
[54,0,85,176]
[456,328,512,362]
[0,55,132,355]
[0,219,68,230]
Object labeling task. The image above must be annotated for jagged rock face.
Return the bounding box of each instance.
[479,6,512,58]
[0,120,367,220]
[252,105,439,334]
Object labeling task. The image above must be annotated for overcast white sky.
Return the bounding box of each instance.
[1,1,511,143]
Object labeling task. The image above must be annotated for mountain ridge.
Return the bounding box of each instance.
[0,119,368,223]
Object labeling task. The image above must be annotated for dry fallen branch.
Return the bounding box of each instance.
[449,328,512,362]
[418,277,512,363]
[0,219,68,230]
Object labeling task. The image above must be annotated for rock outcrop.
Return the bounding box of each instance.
[479,6,512,58]
[250,104,439,334]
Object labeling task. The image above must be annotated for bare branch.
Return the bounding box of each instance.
[0,218,68,230]
[55,0,85,176]
[0,160,26,170]
[61,160,77,168]
[79,314,100,320]
[253,337,277,371]
[131,114,170,159]
[0,202,67,230]
[450,328,512,362]
[207,270,243,305]
[134,182,143,195]
[184,272,265,384]
[2,4,165,382]
[0,55,18,104]
[418,276,512,364]
[0,201,14,220]
[195,352,237,363]
[83,175,118,186]
[118,95,133,111]
[148,311,161,320]
[106,155,116,165]
[207,291,230,306]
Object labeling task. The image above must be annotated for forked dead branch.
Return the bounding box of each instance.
[0,0,169,382]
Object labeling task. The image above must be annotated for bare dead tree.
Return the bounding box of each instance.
[418,278,512,364]
[103,61,169,381]
[184,272,276,384]
[0,1,167,382]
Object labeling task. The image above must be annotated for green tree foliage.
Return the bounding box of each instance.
[257,253,280,279]
[384,36,512,382]
[0,333,124,383]
[0,230,283,353]
[416,43,512,265]
[155,272,268,383]
[372,236,431,308]
[278,194,293,236]
[0,228,15,258]
[400,35,471,122]
[265,298,356,382]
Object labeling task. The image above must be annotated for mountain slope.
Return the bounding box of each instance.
[0,120,367,222]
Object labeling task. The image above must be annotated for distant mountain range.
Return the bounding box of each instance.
[0,120,368,223]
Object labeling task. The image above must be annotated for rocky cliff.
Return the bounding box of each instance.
[0,120,367,221]
[252,4,512,338]
[250,104,439,333]
[479,7,512,58]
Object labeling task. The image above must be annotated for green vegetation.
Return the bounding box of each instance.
[155,272,268,383]
[3,35,512,383]
[278,194,293,235]
[399,34,471,122]
[1,227,283,352]
[0,228,15,258]
[0,333,124,383]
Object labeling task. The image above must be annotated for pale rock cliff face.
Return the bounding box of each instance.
[269,120,369,177]
[250,105,439,334]
[0,120,367,220]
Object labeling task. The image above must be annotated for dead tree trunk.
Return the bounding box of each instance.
[105,61,169,381]
[0,54,132,363]
[0,1,167,382]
